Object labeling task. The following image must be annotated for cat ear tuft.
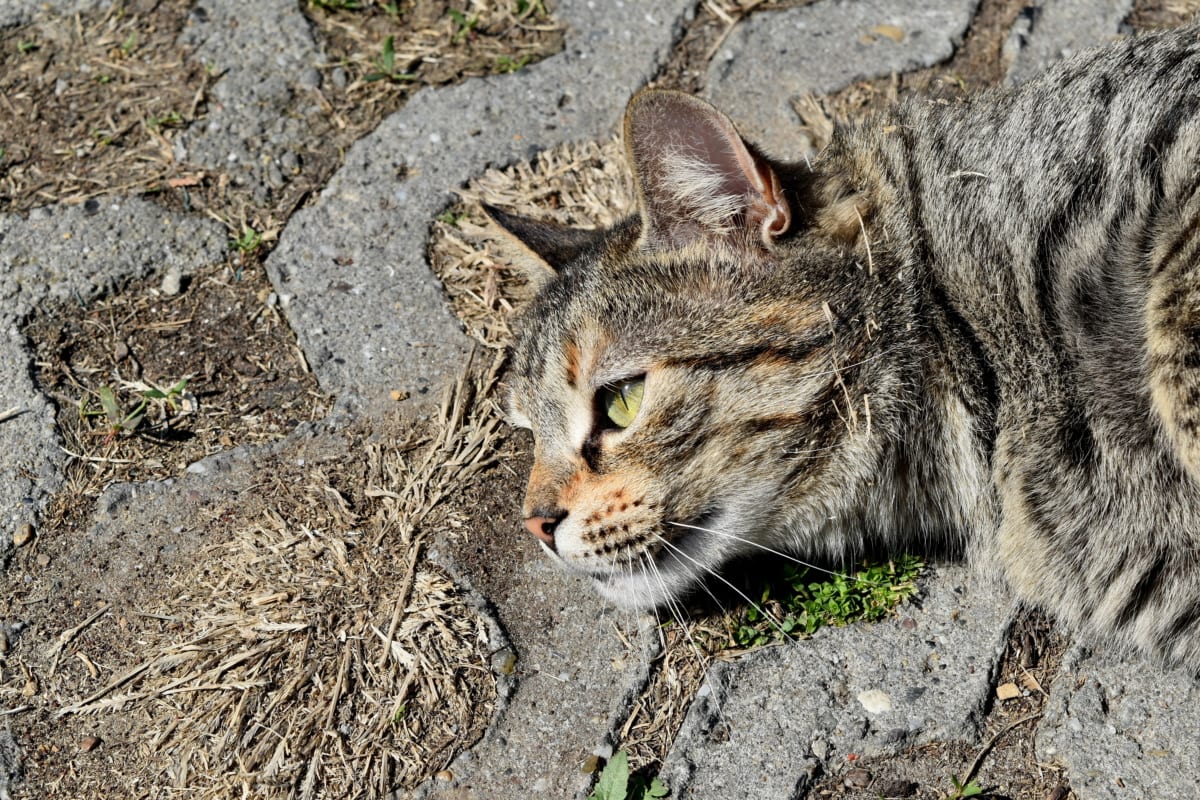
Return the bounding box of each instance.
[482,204,605,287]
[623,89,792,250]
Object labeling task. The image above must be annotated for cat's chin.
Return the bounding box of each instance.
[589,566,697,610]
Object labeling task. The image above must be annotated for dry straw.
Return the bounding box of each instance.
[57,362,506,798]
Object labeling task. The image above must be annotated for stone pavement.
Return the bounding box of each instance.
[1,1,1197,799]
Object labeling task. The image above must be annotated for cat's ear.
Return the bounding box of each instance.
[623,89,792,250]
[482,203,604,286]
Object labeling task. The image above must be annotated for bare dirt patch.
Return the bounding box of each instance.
[25,255,329,503]
[0,1,208,214]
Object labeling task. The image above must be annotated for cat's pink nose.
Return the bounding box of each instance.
[523,514,563,548]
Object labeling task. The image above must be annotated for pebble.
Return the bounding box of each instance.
[36,553,50,567]
[857,689,894,714]
[79,736,101,752]
[843,768,872,789]
[331,67,348,90]
[161,265,183,296]
[299,67,322,90]
[13,522,33,547]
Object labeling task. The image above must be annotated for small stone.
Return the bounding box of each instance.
[996,681,1021,700]
[331,66,348,90]
[13,522,34,547]
[36,553,50,567]
[299,67,322,90]
[281,151,301,172]
[579,755,601,774]
[811,738,828,759]
[390,390,409,402]
[435,769,453,781]
[161,265,182,296]
[79,736,101,752]
[113,340,129,361]
[844,768,872,789]
[490,647,517,676]
[857,689,893,714]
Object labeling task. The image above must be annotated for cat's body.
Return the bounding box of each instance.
[493,24,1200,667]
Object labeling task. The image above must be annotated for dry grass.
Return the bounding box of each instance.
[0,1,209,213]
[429,138,634,348]
[46,361,507,798]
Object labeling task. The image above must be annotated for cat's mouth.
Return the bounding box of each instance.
[584,510,731,610]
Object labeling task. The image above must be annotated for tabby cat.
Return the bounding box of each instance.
[489,24,1200,666]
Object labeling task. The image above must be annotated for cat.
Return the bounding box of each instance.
[487,23,1200,667]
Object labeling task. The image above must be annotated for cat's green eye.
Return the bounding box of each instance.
[601,378,645,429]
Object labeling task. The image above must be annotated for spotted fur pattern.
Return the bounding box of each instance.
[495,25,1200,667]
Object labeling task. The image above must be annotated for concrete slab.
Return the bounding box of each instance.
[660,566,1012,799]
[1003,0,1133,86]
[1037,647,1200,800]
[174,0,327,202]
[705,0,979,156]
[0,200,226,561]
[0,0,109,28]
[264,0,696,411]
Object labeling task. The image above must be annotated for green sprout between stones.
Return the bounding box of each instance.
[146,111,183,132]
[731,555,923,648]
[17,40,38,55]
[448,9,478,42]
[232,225,263,256]
[946,774,985,798]
[495,53,531,73]
[364,35,416,83]
[513,0,547,16]
[308,0,362,10]
[120,31,137,56]
[81,379,189,443]
[436,209,465,226]
[588,752,668,800]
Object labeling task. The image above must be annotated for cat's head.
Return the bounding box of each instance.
[491,90,890,608]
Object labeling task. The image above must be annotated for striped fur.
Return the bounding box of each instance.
[498,25,1200,667]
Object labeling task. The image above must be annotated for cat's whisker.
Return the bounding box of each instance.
[666,520,888,586]
[651,533,797,644]
[643,549,732,727]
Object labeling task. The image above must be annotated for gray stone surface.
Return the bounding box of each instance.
[1003,0,1133,86]
[0,200,225,562]
[174,0,327,202]
[265,0,696,411]
[706,0,979,156]
[660,566,1012,799]
[0,0,109,28]
[415,557,658,800]
[1038,647,1200,800]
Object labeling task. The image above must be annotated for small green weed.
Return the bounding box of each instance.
[81,379,190,443]
[513,0,547,16]
[495,53,532,73]
[448,9,478,42]
[588,752,668,800]
[146,111,183,132]
[120,31,137,56]
[231,225,263,256]
[17,40,38,54]
[436,209,465,226]
[946,774,984,798]
[308,0,362,10]
[364,35,416,83]
[732,556,923,647]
